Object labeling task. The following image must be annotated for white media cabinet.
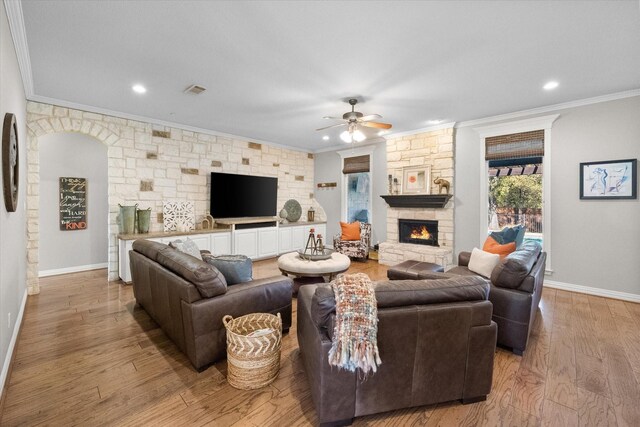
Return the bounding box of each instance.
[118,218,327,283]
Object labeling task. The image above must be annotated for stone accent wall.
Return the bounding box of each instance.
[380,127,455,266]
[25,101,319,293]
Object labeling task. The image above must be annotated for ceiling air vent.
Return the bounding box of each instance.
[184,84,207,95]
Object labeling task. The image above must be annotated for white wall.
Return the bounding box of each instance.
[0,0,27,394]
[39,133,108,273]
[455,96,640,296]
[314,142,387,245]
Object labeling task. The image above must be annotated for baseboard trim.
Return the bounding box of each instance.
[0,289,28,400]
[545,279,640,303]
[39,263,108,278]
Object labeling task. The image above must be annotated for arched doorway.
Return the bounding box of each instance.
[38,133,108,277]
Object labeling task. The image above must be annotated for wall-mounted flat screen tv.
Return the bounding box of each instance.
[210,172,278,218]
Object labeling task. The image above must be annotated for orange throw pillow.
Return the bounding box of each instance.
[340,221,361,241]
[483,236,516,258]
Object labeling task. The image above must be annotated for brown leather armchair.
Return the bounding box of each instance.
[129,240,293,370]
[448,241,546,355]
[297,276,497,426]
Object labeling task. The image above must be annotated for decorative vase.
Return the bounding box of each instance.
[136,207,151,233]
[119,204,138,234]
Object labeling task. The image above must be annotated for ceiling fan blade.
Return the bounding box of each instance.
[316,123,347,131]
[322,116,344,120]
[359,114,382,122]
[361,121,392,130]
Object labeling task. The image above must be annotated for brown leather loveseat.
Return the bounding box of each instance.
[448,241,546,355]
[297,276,497,426]
[129,239,293,370]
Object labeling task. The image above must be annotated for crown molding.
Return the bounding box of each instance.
[473,114,560,138]
[4,0,34,97]
[27,95,311,153]
[313,138,385,154]
[383,121,457,139]
[457,89,640,129]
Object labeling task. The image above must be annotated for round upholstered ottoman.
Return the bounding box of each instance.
[277,251,351,295]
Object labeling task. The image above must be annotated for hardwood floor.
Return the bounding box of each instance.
[1,259,639,426]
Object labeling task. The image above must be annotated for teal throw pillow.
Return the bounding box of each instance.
[490,225,526,248]
[202,254,252,285]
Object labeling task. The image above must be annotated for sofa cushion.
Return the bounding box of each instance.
[155,247,227,298]
[202,254,252,285]
[468,248,501,278]
[491,241,542,289]
[374,276,490,308]
[308,276,490,330]
[132,239,166,261]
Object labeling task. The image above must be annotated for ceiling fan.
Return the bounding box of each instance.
[316,98,392,143]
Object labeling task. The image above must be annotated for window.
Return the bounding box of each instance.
[338,146,375,225]
[488,157,543,245]
[474,115,558,271]
[486,130,544,245]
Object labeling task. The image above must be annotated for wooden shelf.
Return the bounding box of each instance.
[380,194,452,208]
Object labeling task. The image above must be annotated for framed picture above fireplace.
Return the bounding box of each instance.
[402,166,430,195]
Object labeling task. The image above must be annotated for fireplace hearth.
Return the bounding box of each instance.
[398,219,439,247]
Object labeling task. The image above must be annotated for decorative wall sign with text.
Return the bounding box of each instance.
[59,177,87,230]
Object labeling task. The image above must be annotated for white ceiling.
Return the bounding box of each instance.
[18,1,640,151]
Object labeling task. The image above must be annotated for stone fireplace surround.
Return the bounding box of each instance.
[379,127,455,268]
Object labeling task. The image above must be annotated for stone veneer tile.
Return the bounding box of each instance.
[25,101,317,292]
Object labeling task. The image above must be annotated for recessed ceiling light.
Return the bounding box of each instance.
[543,81,559,90]
[322,135,329,141]
[132,84,147,94]
[427,119,443,125]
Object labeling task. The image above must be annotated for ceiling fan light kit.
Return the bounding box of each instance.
[318,98,392,143]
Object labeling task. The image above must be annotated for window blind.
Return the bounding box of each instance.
[485,130,544,161]
[342,155,370,174]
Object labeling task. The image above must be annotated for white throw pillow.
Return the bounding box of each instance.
[468,247,500,278]
[170,238,202,260]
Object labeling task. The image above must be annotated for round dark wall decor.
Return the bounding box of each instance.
[2,113,19,212]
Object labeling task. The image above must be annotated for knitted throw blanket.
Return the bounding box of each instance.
[328,273,382,375]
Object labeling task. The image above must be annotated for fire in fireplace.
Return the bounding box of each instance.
[399,219,439,246]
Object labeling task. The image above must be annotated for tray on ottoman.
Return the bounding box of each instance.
[387,260,445,280]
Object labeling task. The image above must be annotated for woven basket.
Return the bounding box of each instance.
[223,312,282,390]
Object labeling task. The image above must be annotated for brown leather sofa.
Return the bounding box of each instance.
[129,239,293,370]
[297,276,497,426]
[448,241,546,355]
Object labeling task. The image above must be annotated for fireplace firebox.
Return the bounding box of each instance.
[398,219,439,247]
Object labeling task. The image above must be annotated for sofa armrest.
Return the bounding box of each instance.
[297,285,357,424]
[187,276,293,335]
[458,251,471,267]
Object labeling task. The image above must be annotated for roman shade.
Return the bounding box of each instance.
[485,130,544,161]
[342,155,370,174]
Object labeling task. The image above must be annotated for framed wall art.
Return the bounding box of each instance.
[401,166,431,195]
[2,113,19,212]
[580,159,637,200]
